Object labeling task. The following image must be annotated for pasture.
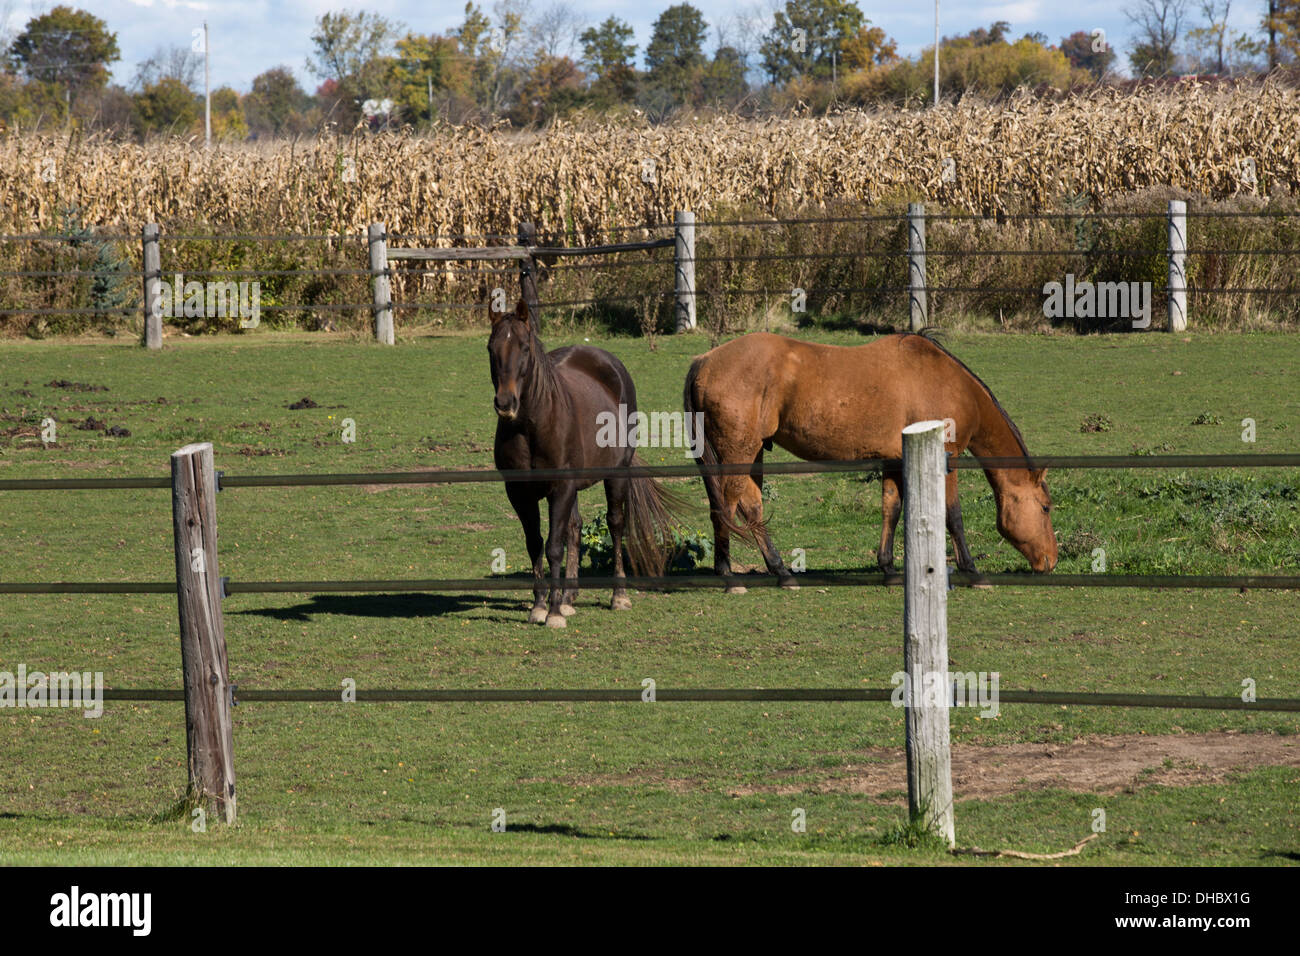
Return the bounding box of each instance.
[0,327,1297,865]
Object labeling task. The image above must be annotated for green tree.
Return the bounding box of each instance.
[133,76,199,135]
[760,0,866,83]
[209,86,248,141]
[698,46,749,104]
[645,4,709,107]
[458,2,528,114]
[244,67,311,137]
[389,33,469,124]
[580,16,638,104]
[8,6,120,118]
[1059,30,1117,79]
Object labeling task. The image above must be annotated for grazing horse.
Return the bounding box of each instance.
[683,331,1057,589]
[489,298,679,626]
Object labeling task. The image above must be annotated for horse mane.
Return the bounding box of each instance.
[906,330,1031,459]
[523,322,563,411]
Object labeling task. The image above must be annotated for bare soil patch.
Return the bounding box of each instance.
[547,733,1300,802]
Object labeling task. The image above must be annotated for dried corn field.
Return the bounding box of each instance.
[3,83,1298,238]
[2,83,1299,337]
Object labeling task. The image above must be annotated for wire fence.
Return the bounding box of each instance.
[86,687,1300,711]
[3,206,1299,331]
[2,454,1297,596]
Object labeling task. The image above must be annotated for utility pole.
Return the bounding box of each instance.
[933,1,940,106]
[204,22,211,148]
[428,75,434,128]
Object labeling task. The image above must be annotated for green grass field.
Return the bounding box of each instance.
[1,328,1297,865]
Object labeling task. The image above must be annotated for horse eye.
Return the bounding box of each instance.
[1042,505,1050,514]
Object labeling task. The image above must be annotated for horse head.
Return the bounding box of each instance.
[487,299,536,421]
[996,467,1058,572]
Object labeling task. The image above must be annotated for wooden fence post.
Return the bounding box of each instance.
[674,209,696,332]
[368,222,394,345]
[1167,199,1187,332]
[908,203,927,331]
[142,223,162,350]
[171,442,236,824]
[902,420,954,846]
[517,222,541,332]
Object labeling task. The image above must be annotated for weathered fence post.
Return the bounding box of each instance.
[1167,199,1187,332]
[674,209,696,332]
[368,222,394,345]
[907,203,927,331]
[171,442,236,824]
[517,222,541,333]
[902,420,955,846]
[142,223,162,350]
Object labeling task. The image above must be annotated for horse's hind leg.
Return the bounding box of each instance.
[742,455,797,588]
[605,478,633,610]
[877,469,902,572]
[561,506,581,616]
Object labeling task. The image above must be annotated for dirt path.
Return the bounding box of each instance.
[560,732,1300,802]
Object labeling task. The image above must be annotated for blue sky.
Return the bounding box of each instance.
[4,0,1273,93]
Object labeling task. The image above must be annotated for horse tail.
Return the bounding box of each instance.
[623,453,689,577]
[683,358,765,546]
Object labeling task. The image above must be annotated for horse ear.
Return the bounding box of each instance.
[514,299,529,322]
[489,302,507,325]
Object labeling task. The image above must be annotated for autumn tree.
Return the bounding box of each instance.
[1060,30,1117,78]
[8,6,119,119]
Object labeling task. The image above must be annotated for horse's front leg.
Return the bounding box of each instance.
[945,470,990,587]
[544,486,578,628]
[508,487,548,625]
[945,470,977,572]
[877,470,903,572]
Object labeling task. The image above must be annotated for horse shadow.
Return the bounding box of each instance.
[231,592,524,623]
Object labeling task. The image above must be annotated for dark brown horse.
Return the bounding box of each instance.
[489,298,679,626]
[683,332,1058,590]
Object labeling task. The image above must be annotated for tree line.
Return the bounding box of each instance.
[2,0,1298,139]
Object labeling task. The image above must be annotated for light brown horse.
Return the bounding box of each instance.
[683,332,1057,589]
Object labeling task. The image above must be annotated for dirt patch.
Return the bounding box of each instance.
[546,733,1300,802]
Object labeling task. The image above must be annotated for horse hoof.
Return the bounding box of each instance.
[780,579,800,591]
[560,603,577,617]
[610,595,632,611]
[724,585,748,595]
[528,606,548,625]
[546,613,568,628]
